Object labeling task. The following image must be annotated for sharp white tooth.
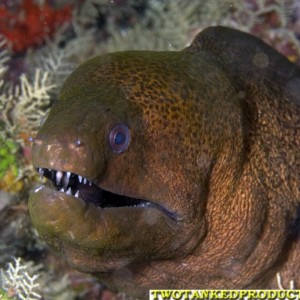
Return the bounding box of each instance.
[56,171,63,185]
[63,172,71,189]
[78,175,82,183]
[83,178,87,184]
[75,190,79,198]
[38,168,44,177]
[34,186,43,192]
[66,187,72,195]
[59,188,64,192]
[89,181,92,186]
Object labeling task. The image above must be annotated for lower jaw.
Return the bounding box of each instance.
[29,186,149,244]
[28,186,177,267]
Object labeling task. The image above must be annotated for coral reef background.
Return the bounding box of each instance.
[0,0,299,299]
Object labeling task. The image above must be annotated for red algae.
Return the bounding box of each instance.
[0,0,72,53]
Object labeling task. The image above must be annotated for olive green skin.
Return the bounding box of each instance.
[29,27,300,298]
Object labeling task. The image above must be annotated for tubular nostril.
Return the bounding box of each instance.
[75,139,84,147]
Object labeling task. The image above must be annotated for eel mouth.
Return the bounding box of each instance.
[35,168,176,217]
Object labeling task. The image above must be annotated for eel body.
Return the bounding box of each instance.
[29,26,300,298]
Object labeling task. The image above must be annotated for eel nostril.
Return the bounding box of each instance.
[75,139,84,147]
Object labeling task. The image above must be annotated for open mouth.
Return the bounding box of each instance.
[36,167,151,209]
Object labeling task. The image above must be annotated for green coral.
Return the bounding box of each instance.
[0,132,23,192]
[0,289,17,300]
[0,134,19,179]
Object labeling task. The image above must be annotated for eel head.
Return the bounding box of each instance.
[28,51,226,277]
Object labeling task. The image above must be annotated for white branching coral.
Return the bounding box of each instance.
[276,272,295,290]
[65,0,235,58]
[36,48,73,84]
[66,0,300,62]
[30,40,75,89]
[0,28,57,191]
[0,34,57,143]
[1,69,55,141]
[0,257,41,300]
[101,0,234,52]
[104,0,197,52]
[13,69,55,133]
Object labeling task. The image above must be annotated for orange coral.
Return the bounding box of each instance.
[0,168,23,192]
[0,0,72,53]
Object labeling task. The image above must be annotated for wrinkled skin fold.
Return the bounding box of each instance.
[29,26,300,298]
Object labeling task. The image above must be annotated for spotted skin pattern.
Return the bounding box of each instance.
[29,27,299,298]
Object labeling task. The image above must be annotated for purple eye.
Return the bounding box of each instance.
[109,124,131,153]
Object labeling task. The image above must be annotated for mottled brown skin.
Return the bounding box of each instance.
[29,26,300,298]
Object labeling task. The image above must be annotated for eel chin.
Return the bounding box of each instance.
[28,167,179,273]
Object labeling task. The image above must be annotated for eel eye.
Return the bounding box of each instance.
[109,124,131,153]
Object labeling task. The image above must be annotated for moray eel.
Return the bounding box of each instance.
[29,26,300,298]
